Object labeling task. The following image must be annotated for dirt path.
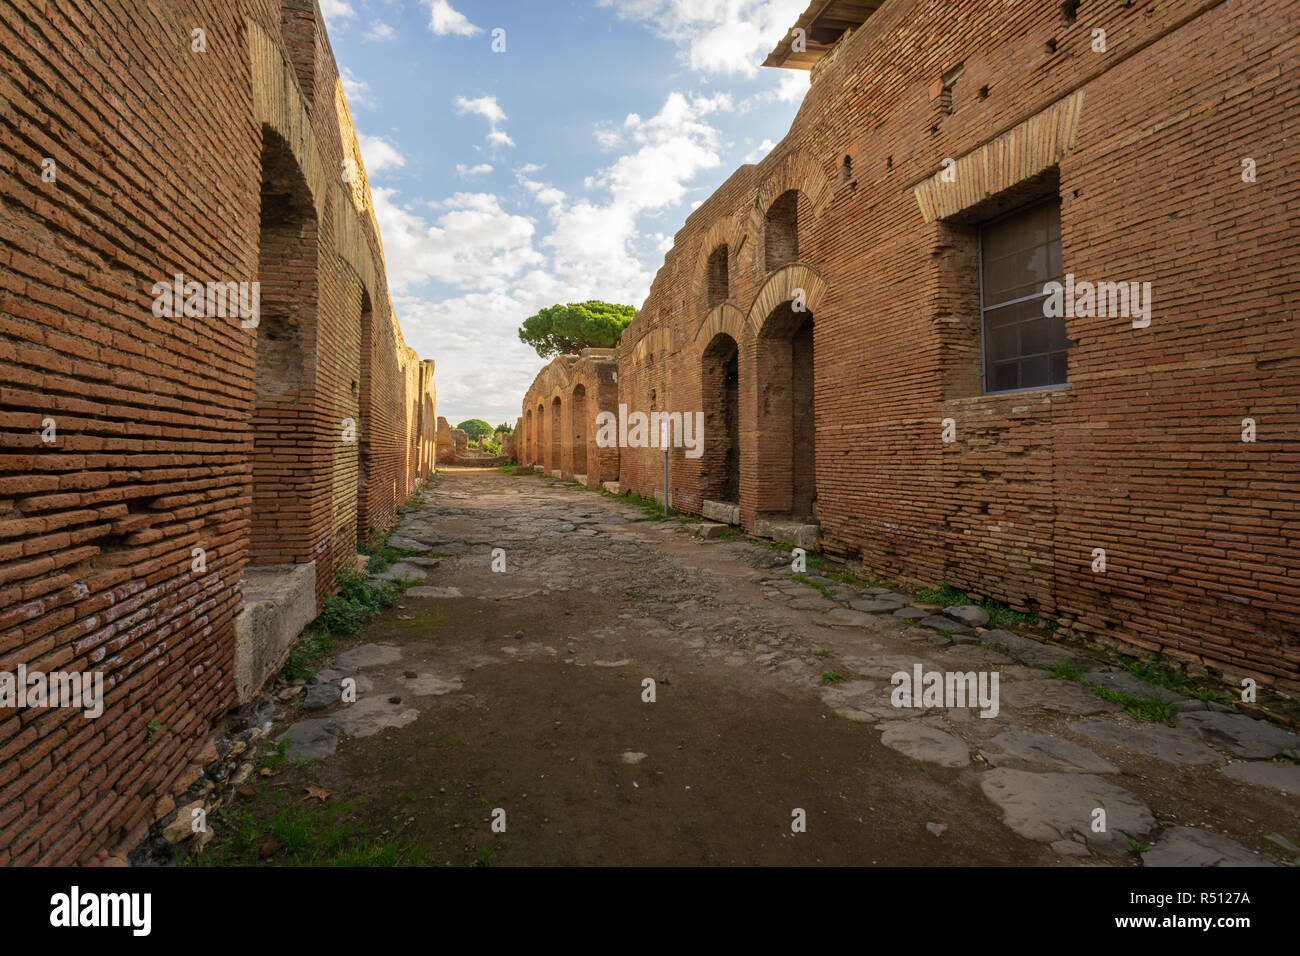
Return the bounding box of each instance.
[200,468,1299,867]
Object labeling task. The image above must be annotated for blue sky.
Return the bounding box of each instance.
[320,0,811,427]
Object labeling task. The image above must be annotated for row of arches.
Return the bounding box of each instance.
[703,188,801,311]
[517,353,618,486]
[516,151,831,534]
[649,159,829,527]
[512,262,824,526]
[252,126,385,570]
[694,290,818,524]
[685,154,830,525]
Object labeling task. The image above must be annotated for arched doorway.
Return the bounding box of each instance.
[537,403,545,466]
[701,333,739,505]
[252,125,317,565]
[764,190,799,272]
[755,302,816,521]
[571,384,587,480]
[550,397,562,473]
[355,290,373,545]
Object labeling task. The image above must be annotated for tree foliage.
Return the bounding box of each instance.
[456,419,493,441]
[518,301,636,359]
[494,423,513,434]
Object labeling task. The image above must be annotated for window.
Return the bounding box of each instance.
[979,199,1067,392]
[765,190,798,272]
[706,245,729,307]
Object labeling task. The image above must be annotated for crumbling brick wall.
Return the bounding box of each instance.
[436,416,455,465]
[608,0,1298,692]
[0,0,435,864]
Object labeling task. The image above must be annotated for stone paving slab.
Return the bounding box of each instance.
[788,594,838,611]
[982,629,1084,669]
[1220,760,1300,794]
[893,607,928,620]
[917,615,971,634]
[981,729,1119,774]
[1083,670,1183,704]
[368,561,429,584]
[943,605,989,628]
[880,722,971,767]
[278,718,340,761]
[849,598,907,613]
[825,608,877,627]
[1176,710,1300,759]
[1001,679,1122,716]
[386,534,432,553]
[1067,718,1223,765]
[1143,827,1278,867]
[979,769,1155,851]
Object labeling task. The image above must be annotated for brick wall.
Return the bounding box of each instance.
[0,0,435,864]
[607,0,1297,692]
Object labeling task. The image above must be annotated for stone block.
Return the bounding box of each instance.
[234,563,317,704]
[702,499,740,525]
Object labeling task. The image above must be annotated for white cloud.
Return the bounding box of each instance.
[455,95,515,149]
[457,163,494,178]
[773,69,809,102]
[426,0,482,37]
[320,0,356,28]
[744,138,775,163]
[370,188,544,292]
[542,90,731,303]
[364,21,396,42]
[360,85,749,425]
[357,133,405,173]
[455,94,506,126]
[393,288,571,427]
[341,67,375,109]
[597,0,808,76]
[594,125,623,150]
[739,68,809,113]
[516,166,567,208]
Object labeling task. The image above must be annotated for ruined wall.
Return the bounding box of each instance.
[615,0,1299,691]
[436,416,455,465]
[520,350,620,487]
[0,0,435,864]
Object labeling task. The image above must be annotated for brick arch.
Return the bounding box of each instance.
[693,212,750,306]
[548,393,564,473]
[692,302,749,355]
[248,18,327,222]
[754,148,834,221]
[699,214,745,259]
[746,263,827,338]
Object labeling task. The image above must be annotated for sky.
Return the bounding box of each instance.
[319,0,812,428]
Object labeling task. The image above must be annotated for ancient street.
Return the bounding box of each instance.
[198,469,1299,867]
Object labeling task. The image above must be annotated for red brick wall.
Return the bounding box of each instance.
[0,0,435,864]
[613,0,1299,692]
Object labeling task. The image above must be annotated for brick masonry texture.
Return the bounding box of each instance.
[0,0,435,864]
[520,0,1299,694]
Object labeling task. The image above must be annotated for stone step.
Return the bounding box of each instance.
[702,499,740,525]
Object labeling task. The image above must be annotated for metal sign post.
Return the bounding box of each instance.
[660,419,670,516]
